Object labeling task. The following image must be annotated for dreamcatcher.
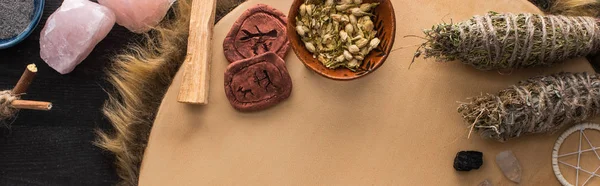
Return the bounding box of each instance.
[553,123,600,186]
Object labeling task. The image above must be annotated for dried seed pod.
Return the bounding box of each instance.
[354,0,363,4]
[335,54,346,62]
[356,38,369,48]
[318,55,328,64]
[350,8,366,16]
[363,19,374,31]
[345,23,354,35]
[306,4,313,16]
[354,55,364,60]
[419,12,600,70]
[351,35,364,42]
[341,15,349,22]
[458,72,600,141]
[351,35,363,41]
[350,14,358,25]
[356,27,365,38]
[341,0,353,4]
[300,4,307,16]
[347,59,360,68]
[340,30,349,41]
[348,45,360,54]
[360,3,378,12]
[369,38,380,50]
[331,14,342,21]
[336,4,352,11]
[360,47,369,56]
[296,25,307,36]
[325,0,334,6]
[305,42,316,53]
[343,50,353,60]
[360,16,371,23]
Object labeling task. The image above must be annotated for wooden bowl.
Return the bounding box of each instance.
[287,0,396,80]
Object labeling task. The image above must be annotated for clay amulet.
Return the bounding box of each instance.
[224,52,292,112]
[223,4,289,63]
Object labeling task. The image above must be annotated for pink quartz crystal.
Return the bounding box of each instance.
[39,0,115,74]
[98,0,175,33]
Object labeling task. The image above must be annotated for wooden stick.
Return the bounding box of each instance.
[8,64,53,111]
[12,64,37,95]
[177,0,217,104]
[10,100,52,111]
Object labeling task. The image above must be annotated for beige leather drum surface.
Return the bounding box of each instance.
[139,0,600,185]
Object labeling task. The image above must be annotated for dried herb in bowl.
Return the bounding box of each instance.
[295,0,381,71]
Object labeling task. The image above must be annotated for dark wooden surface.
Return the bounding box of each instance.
[0,0,139,185]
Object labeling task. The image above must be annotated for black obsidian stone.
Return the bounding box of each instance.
[453,151,483,171]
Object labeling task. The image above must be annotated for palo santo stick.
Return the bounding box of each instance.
[10,100,52,111]
[12,64,37,95]
[177,0,217,104]
[9,64,53,111]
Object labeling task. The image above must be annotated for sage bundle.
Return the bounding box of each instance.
[458,72,600,141]
[419,12,600,70]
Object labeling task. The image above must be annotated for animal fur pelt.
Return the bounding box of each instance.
[548,0,600,17]
[530,0,600,17]
[95,0,246,185]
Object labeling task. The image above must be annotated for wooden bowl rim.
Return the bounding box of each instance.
[287,0,396,81]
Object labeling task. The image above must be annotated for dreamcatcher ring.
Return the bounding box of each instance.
[552,123,600,186]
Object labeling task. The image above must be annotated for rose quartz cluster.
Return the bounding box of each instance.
[98,0,175,33]
[39,0,115,74]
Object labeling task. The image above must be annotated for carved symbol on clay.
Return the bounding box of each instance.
[239,26,277,55]
[223,4,289,63]
[253,70,276,90]
[224,52,291,111]
[237,86,254,98]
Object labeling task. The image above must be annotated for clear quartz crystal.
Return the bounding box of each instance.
[495,150,522,183]
[39,0,116,74]
[98,0,175,33]
[478,179,492,186]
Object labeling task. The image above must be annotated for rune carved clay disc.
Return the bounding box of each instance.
[224,52,292,112]
[223,4,289,63]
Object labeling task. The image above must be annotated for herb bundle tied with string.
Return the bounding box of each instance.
[459,72,600,141]
[415,12,600,70]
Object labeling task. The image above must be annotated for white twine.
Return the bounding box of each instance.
[0,90,17,122]
[452,13,600,70]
